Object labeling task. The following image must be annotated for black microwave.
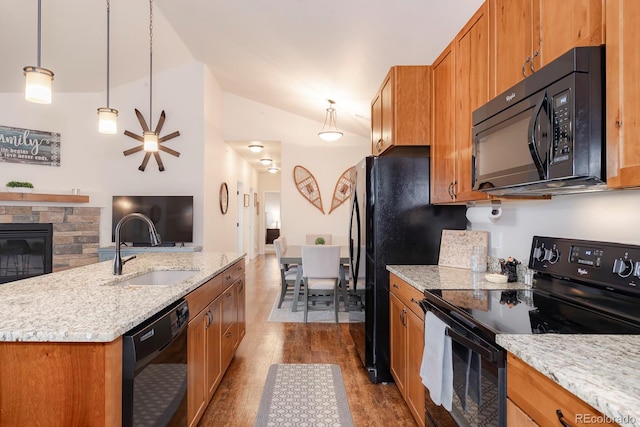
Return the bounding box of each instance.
[472,46,605,196]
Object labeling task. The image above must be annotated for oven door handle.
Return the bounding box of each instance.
[419,299,500,363]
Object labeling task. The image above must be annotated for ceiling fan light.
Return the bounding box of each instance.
[143,131,159,152]
[260,158,272,165]
[97,107,119,134]
[249,144,264,153]
[24,67,54,104]
[267,166,279,174]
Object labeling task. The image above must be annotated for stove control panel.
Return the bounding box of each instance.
[530,236,640,295]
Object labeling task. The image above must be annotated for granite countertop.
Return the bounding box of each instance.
[389,264,640,427]
[386,264,530,292]
[497,334,640,427]
[0,252,244,343]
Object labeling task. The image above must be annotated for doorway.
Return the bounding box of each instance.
[264,191,281,254]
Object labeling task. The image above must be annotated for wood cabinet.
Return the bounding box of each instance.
[431,4,491,204]
[606,0,640,188]
[371,66,431,155]
[389,273,425,427]
[186,258,245,427]
[490,0,603,96]
[507,353,617,426]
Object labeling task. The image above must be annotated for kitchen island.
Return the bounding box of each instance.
[387,264,640,427]
[0,251,245,426]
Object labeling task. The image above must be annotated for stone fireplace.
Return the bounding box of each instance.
[0,206,100,274]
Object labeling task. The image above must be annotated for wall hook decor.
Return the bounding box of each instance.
[123,109,180,171]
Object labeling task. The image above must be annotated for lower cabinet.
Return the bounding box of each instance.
[389,273,425,426]
[507,353,617,426]
[186,258,245,427]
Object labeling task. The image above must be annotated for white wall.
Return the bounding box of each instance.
[223,93,370,248]
[467,189,640,263]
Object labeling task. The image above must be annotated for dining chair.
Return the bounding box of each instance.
[301,245,341,323]
[273,238,299,308]
[305,234,332,245]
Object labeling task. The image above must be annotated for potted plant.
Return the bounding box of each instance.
[6,181,34,193]
[315,237,326,245]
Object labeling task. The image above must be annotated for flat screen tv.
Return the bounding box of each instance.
[112,196,194,246]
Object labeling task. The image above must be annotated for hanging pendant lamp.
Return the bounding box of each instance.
[143,0,158,152]
[23,0,54,104]
[318,100,343,142]
[98,0,118,134]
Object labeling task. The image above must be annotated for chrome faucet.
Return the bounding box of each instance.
[113,212,161,275]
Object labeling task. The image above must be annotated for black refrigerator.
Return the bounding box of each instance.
[348,155,467,383]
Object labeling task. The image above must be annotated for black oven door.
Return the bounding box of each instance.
[421,300,506,427]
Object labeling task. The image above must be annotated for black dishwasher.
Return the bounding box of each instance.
[123,298,189,427]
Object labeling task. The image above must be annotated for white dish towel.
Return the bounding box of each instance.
[420,311,453,411]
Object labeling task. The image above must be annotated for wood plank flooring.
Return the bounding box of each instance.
[197,254,418,427]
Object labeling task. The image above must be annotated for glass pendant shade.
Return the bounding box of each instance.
[24,67,53,104]
[143,131,159,152]
[318,130,343,142]
[98,108,119,134]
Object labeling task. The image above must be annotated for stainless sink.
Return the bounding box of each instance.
[115,270,197,286]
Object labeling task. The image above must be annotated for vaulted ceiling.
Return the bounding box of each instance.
[0,0,484,139]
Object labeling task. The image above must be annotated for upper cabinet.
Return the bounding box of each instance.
[431,4,491,204]
[490,0,603,96]
[371,66,431,155]
[606,0,640,188]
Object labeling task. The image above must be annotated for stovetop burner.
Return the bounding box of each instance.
[424,236,640,343]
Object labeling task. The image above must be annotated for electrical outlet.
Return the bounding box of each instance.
[491,231,503,252]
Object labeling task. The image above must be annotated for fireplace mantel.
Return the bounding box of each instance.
[0,192,89,203]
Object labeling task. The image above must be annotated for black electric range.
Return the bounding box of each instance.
[420,236,640,427]
[424,236,640,344]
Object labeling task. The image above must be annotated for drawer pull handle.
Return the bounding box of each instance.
[392,284,399,289]
[556,409,572,427]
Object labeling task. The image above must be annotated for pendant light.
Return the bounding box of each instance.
[318,100,343,142]
[23,0,54,104]
[143,0,158,152]
[97,0,118,134]
[249,144,264,153]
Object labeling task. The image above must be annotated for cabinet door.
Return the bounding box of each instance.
[380,74,394,152]
[431,43,457,203]
[371,91,383,154]
[606,0,640,188]
[490,0,535,95]
[537,0,603,67]
[236,276,246,345]
[206,298,222,399]
[389,292,407,397]
[507,398,539,426]
[406,309,426,427]
[187,310,208,427]
[455,3,491,203]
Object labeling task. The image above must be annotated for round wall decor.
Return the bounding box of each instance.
[219,182,229,214]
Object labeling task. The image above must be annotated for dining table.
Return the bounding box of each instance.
[279,245,350,312]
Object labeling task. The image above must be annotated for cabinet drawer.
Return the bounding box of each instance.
[185,275,223,318]
[390,273,424,318]
[222,259,245,288]
[507,354,617,427]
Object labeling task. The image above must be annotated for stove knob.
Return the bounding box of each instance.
[548,248,560,264]
[613,258,634,278]
[634,261,640,278]
[533,246,546,262]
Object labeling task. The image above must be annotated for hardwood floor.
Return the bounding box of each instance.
[198,254,418,427]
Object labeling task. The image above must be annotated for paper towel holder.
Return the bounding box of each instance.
[490,200,502,218]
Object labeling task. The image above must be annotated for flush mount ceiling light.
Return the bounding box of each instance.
[97,0,118,134]
[267,166,279,174]
[318,99,343,142]
[249,144,264,153]
[23,0,54,104]
[260,158,272,165]
[123,0,180,171]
